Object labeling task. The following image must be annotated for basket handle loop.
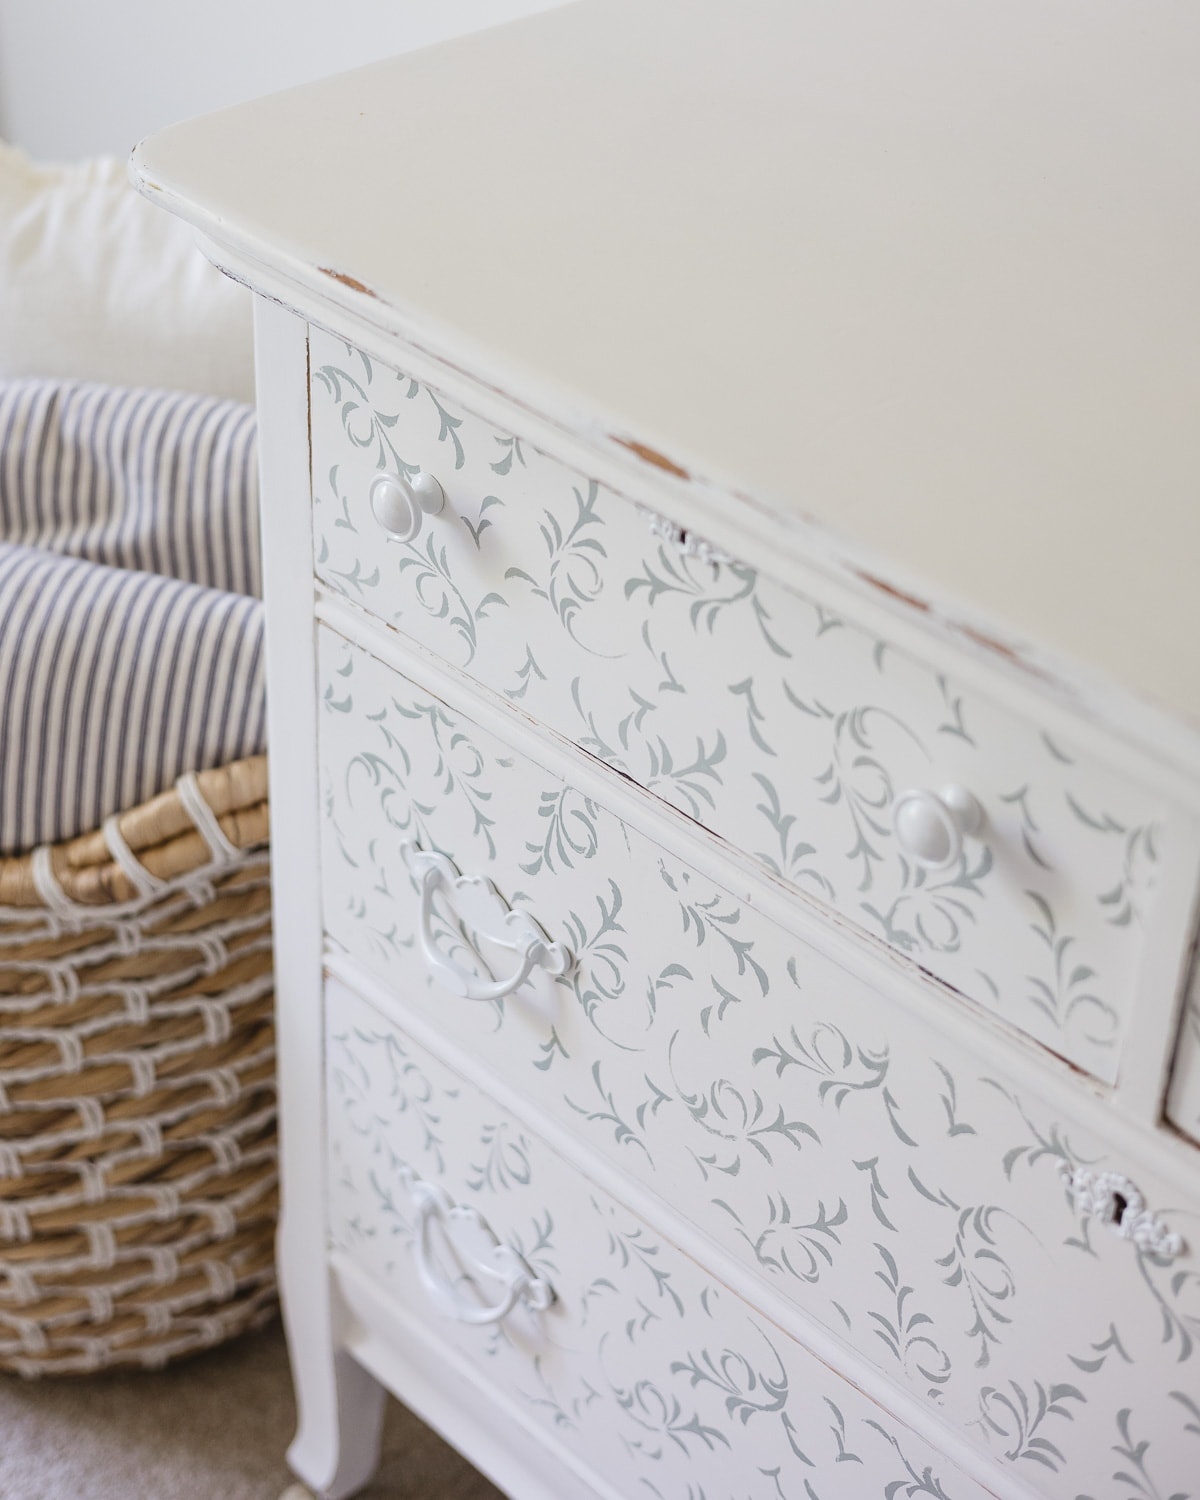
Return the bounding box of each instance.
[176,771,240,865]
[30,844,82,918]
[102,814,167,899]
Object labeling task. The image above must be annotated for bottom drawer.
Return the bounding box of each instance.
[324,974,995,1500]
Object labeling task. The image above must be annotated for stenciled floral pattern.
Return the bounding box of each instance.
[326,979,996,1500]
[310,327,1176,1084]
[317,630,1200,1500]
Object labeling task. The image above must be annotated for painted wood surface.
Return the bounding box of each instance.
[131,0,1200,722]
[309,330,1190,1086]
[317,625,1200,1499]
[1169,960,1200,1147]
[253,306,389,1498]
[326,976,1003,1500]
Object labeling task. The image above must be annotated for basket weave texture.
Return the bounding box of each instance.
[0,756,276,1376]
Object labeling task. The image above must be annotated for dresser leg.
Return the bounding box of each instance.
[280,1219,387,1499]
[251,297,388,1499]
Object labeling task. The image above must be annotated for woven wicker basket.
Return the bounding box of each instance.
[0,757,277,1376]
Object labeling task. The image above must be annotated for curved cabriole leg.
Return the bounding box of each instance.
[279,1217,386,1499]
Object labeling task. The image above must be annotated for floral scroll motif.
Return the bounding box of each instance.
[325,983,993,1498]
[310,326,1172,1087]
[318,634,1200,1500]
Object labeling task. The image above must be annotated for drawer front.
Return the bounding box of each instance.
[326,975,995,1500]
[318,628,1200,1499]
[310,327,1180,1084]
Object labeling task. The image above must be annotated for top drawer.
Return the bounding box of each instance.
[309,327,1191,1084]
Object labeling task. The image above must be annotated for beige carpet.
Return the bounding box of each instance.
[0,1320,503,1500]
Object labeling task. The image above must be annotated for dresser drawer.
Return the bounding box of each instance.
[325,974,998,1500]
[318,625,1200,1498]
[310,328,1191,1085]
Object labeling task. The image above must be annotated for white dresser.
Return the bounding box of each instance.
[132,3,1200,1496]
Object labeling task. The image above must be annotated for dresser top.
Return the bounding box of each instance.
[132,0,1200,726]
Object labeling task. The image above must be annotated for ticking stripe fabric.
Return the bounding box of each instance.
[0,378,260,596]
[0,379,264,854]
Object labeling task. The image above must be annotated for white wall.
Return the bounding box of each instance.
[0,0,563,159]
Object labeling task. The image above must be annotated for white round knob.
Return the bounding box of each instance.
[369,470,445,543]
[892,785,983,871]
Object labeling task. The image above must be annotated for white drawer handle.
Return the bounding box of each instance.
[369,469,445,543]
[1059,1163,1185,1259]
[892,784,983,870]
[401,1169,554,1325]
[402,843,571,1002]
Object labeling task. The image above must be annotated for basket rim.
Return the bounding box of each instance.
[0,757,268,911]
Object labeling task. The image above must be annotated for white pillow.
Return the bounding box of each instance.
[0,140,255,404]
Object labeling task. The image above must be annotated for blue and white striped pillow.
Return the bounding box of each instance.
[0,380,265,855]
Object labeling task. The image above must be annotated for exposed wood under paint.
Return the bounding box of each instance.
[611,436,690,480]
[318,267,379,300]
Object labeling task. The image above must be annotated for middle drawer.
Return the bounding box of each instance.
[317,625,1200,1500]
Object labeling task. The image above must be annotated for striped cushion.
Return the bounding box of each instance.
[0,380,265,855]
[0,378,260,597]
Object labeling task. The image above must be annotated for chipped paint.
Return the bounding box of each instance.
[612,437,690,481]
[956,623,1022,663]
[856,571,931,614]
[853,571,1064,692]
[955,623,1051,682]
[319,267,379,300]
